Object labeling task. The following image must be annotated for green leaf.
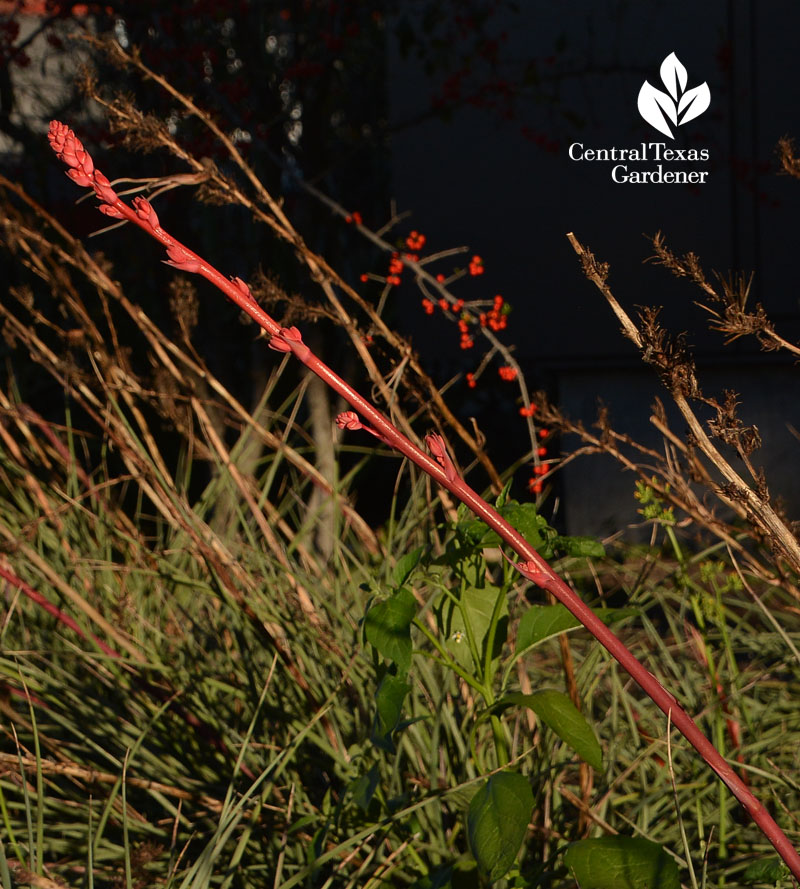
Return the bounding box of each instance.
[467,771,533,883]
[455,517,492,547]
[555,534,605,558]
[516,605,580,653]
[455,499,555,557]
[515,605,642,655]
[500,502,554,557]
[494,480,513,509]
[563,837,680,889]
[503,690,603,771]
[371,674,411,753]
[441,585,508,671]
[351,764,379,812]
[394,547,425,587]
[742,857,791,883]
[364,587,416,674]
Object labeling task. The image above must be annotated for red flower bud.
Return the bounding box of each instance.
[134,196,159,230]
[92,170,117,205]
[98,204,125,219]
[335,411,362,431]
[268,326,310,360]
[164,243,202,274]
[425,432,458,482]
[66,168,93,188]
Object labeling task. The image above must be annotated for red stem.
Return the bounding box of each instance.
[0,563,119,658]
[48,123,800,879]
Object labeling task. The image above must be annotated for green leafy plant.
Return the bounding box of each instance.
[360,502,608,879]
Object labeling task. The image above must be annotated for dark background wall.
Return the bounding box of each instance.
[387,1,800,534]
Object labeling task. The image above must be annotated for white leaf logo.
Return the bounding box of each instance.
[637,52,710,138]
[660,52,687,99]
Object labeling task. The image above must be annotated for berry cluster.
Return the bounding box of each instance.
[351,220,553,499]
[386,254,404,287]
[479,294,509,332]
[406,230,426,251]
[527,427,552,494]
[457,316,474,350]
[417,287,509,351]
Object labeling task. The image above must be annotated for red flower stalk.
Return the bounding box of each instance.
[47,121,283,340]
[47,122,800,879]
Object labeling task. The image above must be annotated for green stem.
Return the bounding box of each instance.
[490,715,509,767]
[413,620,485,696]
[482,583,507,690]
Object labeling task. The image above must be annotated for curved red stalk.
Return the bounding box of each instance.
[47,121,800,879]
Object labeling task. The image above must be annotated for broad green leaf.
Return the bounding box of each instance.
[742,857,790,883]
[441,585,507,671]
[467,771,533,883]
[371,674,411,753]
[364,587,416,674]
[446,783,481,812]
[351,764,379,811]
[455,517,493,547]
[455,499,555,557]
[500,502,554,556]
[504,690,603,771]
[515,605,642,655]
[516,605,580,653]
[563,836,680,889]
[394,547,425,587]
[555,534,605,558]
